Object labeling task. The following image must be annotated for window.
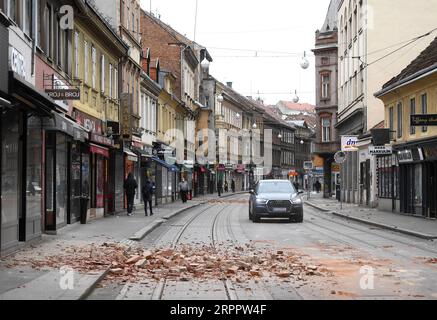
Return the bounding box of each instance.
[74,32,79,78]
[101,55,105,93]
[397,102,402,138]
[421,93,428,132]
[44,4,52,57]
[8,0,18,23]
[91,46,96,88]
[410,98,416,135]
[321,74,330,99]
[84,40,89,83]
[389,106,394,132]
[109,64,113,98]
[114,68,118,99]
[322,118,331,142]
[321,57,329,65]
[24,0,32,36]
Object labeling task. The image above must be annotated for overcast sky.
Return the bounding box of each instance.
[140,0,331,105]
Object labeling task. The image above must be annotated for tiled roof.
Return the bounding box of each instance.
[277,101,315,113]
[383,36,437,89]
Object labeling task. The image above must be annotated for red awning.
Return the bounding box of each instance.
[90,144,109,158]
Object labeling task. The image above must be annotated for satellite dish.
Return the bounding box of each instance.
[292,90,300,103]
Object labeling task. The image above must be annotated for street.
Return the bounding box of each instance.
[85,194,437,300]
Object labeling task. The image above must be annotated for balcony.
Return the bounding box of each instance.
[314,141,340,155]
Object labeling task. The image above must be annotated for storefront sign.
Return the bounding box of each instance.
[217,164,225,171]
[304,161,313,170]
[90,133,114,147]
[236,164,245,173]
[411,114,437,126]
[45,89,80,100]
[369,145,393,156]
[423,145,437,161]
[331,163,341,173]
[341,136,359,152]
[398,150,413,163]
[9,46,26,78]
[73,109,102,134]
[121,93,132,139]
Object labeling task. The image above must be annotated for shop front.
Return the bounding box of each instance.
[394,141,437,219]
[124,148,140,207]
[152,157,179,204]
[43,112,89,232]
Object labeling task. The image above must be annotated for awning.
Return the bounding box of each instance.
[152,157,180,172]
[90,144,109,158]
[133,147,153,158]
[43,111,76,137]
[124,148,138,162]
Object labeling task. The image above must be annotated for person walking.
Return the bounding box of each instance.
[315,180,322,193]
[124,173,138,216]
[179,178,189,203]
[224,181,229,193]
[142,179,154,216]
[217,180,223,197]
[231,179,236,193]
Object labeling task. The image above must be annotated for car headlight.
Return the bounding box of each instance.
[291,197,302,205]
[256,198,268,204]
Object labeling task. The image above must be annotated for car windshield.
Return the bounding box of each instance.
[257,181,295,194]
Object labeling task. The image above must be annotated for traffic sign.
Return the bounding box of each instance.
[334,151,347,164]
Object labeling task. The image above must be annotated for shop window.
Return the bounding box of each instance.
[389,106,394,132]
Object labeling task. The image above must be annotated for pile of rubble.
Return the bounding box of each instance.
[6,242,332,283]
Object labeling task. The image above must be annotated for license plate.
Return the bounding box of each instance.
[272,208,287,213]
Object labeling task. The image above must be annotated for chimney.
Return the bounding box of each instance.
[226,82,233,88]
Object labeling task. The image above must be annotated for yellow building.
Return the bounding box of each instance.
[71,3,128,217]
[375,36,437,218]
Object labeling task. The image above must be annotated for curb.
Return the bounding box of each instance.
[129,219,166,241]
[305,201,437,240]
[78,268,111,300]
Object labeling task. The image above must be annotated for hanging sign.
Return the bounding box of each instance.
[341,135,359,152]
[369,145,393,156]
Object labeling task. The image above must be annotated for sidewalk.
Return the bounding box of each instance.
[305,193,437,240]
[0,191,246,300]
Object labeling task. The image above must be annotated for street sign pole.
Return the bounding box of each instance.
[340,163,343,211]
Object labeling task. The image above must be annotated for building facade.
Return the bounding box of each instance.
[337,0,437,207]
[313,0,340,198]
[375,36,437,219]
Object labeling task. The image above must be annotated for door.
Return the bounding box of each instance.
[70,142,81,223]
[1,111,20,252]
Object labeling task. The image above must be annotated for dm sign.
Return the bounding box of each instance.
[341,136,359,152]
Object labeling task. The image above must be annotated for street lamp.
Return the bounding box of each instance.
[217,94,224,103]
[292,90,300,103]
[278,133,282,139]
[252,122,258,129]
[300,51,310,69]
[236,113,241,119]
[201,58,210,71]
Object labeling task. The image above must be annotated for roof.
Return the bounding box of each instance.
[276,101,315,113]
[382,36,437,90]
[141,10,212,62]
[319,0,340,33]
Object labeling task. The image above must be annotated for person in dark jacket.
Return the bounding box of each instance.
[217,180,223,197]
[142,179,154,216]
[231,179,236,193]
[124,173,138,216]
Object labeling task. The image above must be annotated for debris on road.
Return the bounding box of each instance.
[3,242,331,284]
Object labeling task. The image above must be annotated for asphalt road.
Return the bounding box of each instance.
[88,194,437,300]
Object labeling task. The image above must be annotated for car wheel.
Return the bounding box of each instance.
[253,214,261,223]
[294,211,304,223]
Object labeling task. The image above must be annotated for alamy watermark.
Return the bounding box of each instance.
[59,266,75,290]
[359,265,375,290]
